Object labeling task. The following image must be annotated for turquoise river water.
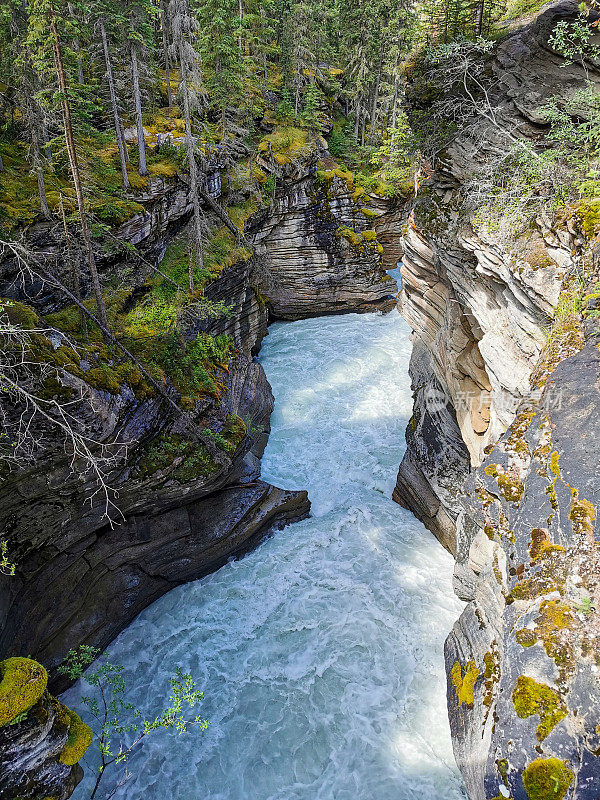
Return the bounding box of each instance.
[65,283,466,800]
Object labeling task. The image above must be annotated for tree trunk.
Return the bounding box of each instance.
[178,41,204,288]
[31,124,50,219]
[369,43,384,141]
[391,75,399,130]
[49,9,108,330]
[160,0,173,107]
[0,152,4,173]
[60,196,88,338]
[74,38,85,84]
[120,117,130,163]
[99,17,130,191]
[475,0,485,36]
[130,43,148,176]
[238,0,244,52]
[42,120,52,161]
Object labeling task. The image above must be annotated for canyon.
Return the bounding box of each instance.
[2,2,600,798]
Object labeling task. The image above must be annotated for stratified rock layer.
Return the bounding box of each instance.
[393,2,600,798]
[250,174,397,319]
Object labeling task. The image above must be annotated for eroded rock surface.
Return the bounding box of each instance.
[393,3,600,798]
[250,174,397,319]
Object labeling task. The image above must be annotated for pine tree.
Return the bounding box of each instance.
[27,0,109,329]
[196,0,244,136]
[93,0,131,190]
[166,0,206,287]
[123,0,156,177]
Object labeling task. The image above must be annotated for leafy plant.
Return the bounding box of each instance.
[575,596,596,615]
[0,539,15,576]
[59,646,208,800]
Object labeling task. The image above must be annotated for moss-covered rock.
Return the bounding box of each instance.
[58,705,93,766]
[450,659,479,707]
[512,675,567,741]
[0,657,48,726]
[521,758,573,800]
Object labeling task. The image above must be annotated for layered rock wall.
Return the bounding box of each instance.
[250,174,397,318]
[394,3,600,797]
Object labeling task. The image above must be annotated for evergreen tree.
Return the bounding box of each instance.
[93,0,131,190]
[195,0,244,135]
[27,0,109,329]
[166,0,206,286]
[124,0,157,176]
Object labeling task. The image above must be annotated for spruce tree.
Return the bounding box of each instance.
[166,0,206,287]
[27,0,109,329]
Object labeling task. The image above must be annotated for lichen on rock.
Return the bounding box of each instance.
[451,659,479,707]
[511,675,567,741]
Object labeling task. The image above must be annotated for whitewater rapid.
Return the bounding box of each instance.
[65,291,466,800]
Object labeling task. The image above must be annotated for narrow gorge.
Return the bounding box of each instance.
[1,0,600,798]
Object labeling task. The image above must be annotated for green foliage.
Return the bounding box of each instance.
[59,646,208,798]
[275,89,295,123]
[575,596,596,615]
[549,15,600,63]
[0,539,15,577]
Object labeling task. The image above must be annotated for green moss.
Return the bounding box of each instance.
[1,299,40,329]
[147,161,179,178]
[499,0,548,21]
[138,434,219,482]
[512,675,567,741]
[450,660,479,707]
[521,758,573,800]
[485,463,524,503]
[529,529,566,562]
[569,492,596,536]
[258,126,310,162]
[530,600,576,679]
[497,473,524,503]
[0,657,48,726]
[92,198,145,226]
[85,364,123,395]
[337,224,363,247]
[222,414,247,452]
[497,758,509,784]
[58,705,93,765]
[516,628,538,648]
[549,451,561,478]
[483,643,501,715]
[576,198,600,239]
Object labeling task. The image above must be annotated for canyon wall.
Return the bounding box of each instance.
[0,148,394,797]
[393,3,600,797]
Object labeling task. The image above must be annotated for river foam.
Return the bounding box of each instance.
[64,299,466,800]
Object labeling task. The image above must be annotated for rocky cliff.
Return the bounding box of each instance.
[393,3,600,798]
[250,172,397,319]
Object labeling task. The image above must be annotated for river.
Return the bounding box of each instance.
[65,282,466,800]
